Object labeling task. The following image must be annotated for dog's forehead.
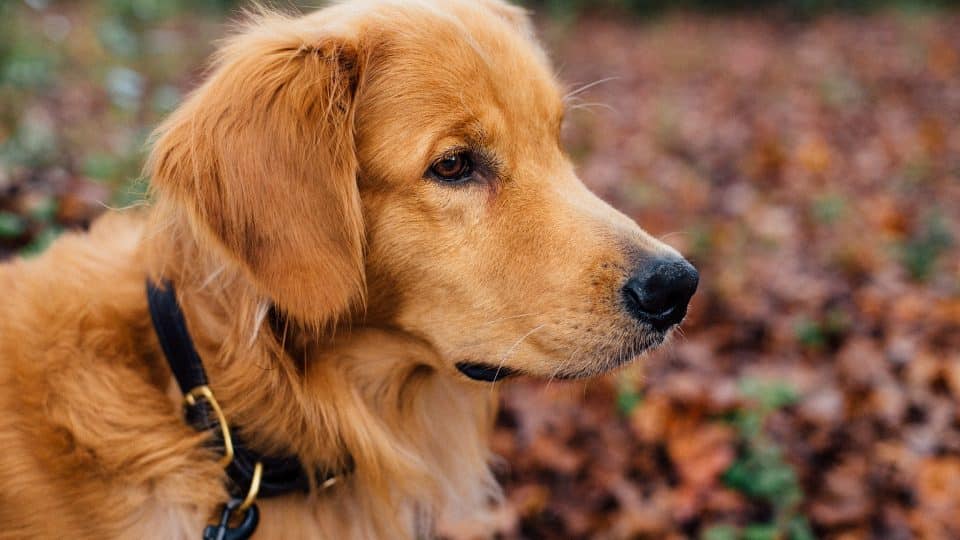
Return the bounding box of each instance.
[354,0,562,155]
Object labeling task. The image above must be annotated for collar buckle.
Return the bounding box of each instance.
[184,385,235,468]
[185,385,264,516]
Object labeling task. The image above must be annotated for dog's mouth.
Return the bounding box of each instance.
[455,329,671,383]
[455,361,517,382]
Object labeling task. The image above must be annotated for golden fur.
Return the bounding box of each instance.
[0,1,684,538]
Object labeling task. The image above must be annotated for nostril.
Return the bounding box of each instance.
[640,272,679,315]
[622,278,645,314]
[623,279,659,328]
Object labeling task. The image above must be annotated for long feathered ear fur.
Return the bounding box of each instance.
[147,11,365,327]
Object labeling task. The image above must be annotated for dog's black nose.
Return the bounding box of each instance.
[622,257,699,330]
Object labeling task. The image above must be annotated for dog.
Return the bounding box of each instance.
[0,0,698,538]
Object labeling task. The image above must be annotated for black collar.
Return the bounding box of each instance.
[146,279,350,501]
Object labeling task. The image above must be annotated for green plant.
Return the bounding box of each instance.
[702,378,813,540]
[794,308,850,351]
[20,226,62,258]
[899,213,953,282]
[810,194,846,224]
[615,370,644,416]
[0,211,27,239]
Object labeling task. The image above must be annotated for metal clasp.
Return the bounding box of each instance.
[203,498,260,540]
[184,385,235,468]
[237,461,263,512]
[184,385,264,520]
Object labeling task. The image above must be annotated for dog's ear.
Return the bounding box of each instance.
[147,14,365,326]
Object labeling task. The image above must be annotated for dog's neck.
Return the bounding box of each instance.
[143,207,499,531]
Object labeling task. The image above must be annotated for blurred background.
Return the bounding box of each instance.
[1,0,959,538]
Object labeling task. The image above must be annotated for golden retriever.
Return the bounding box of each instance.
[0,0,698,538]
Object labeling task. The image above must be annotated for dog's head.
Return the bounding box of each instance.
[148,0,697,381]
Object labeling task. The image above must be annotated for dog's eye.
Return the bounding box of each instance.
[428,152,473,182]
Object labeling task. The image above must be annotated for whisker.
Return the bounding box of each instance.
[97,198,150,212]
[563,76,619,101]
[490,323,546,397]
[658,231,689,242]
[545,343,583,391]
[479,312,542,327]
[568,102,616,113]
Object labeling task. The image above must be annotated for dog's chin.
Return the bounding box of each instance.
[455,331,669,383]
[554,331,667,380]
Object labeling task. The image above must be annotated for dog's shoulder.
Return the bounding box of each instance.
[1,210,150,363]
[0,208,223,537]
[2,209,146,310]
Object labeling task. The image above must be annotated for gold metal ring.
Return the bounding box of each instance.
[184,385,235,468]
[237,461,263,512]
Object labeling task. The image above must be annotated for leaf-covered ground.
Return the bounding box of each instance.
[2,3,959,539]
[487,12,960,540]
